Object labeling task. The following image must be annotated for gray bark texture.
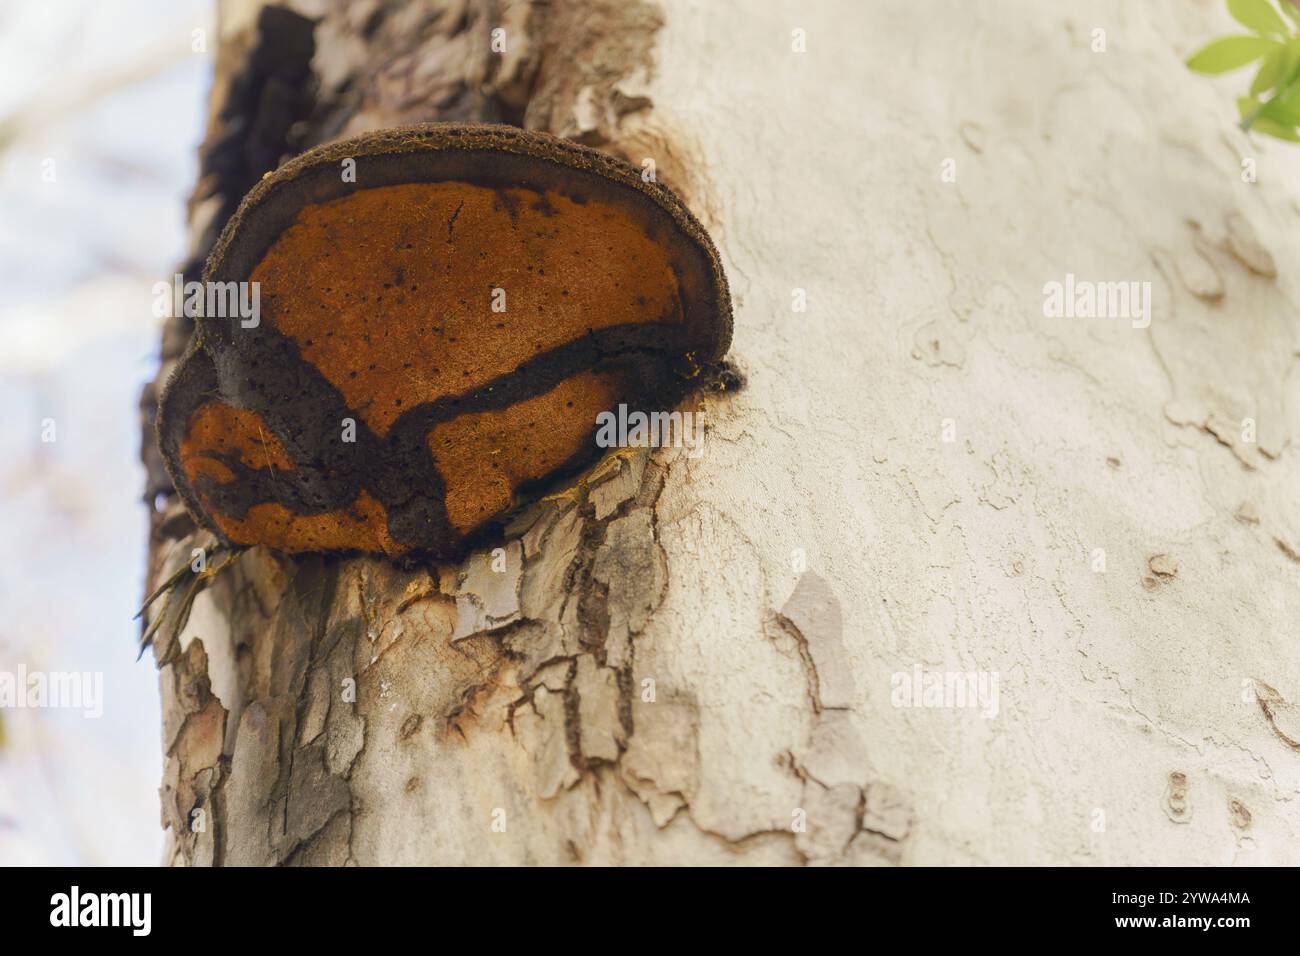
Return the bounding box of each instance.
[142,0,1300,866]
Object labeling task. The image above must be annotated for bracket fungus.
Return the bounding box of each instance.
[158,124,732,559]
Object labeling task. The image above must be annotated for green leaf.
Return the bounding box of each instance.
[1229,0,1290,35]
[1262,99,1300,124]
[1252,116,1300,138]
[1187,35,1278,73]
[1252,46,1286,92]
[1235,94,1300,137]
[1279,76,1300,104]
[1283,0,1300,23]
[1244,79,1300,128]
[1283,37,1300,78]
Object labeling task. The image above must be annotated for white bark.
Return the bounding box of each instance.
[150,0,1300,865]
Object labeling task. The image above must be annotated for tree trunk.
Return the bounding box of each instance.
[144,0,1300,866]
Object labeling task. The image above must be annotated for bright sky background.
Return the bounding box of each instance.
[0,0,212,865]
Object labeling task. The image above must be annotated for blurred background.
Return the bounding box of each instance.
[0,0,210,865]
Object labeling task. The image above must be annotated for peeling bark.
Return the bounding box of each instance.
[145,0,1300,866]
[146,0,821,866]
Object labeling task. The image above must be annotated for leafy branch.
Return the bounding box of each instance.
[1187,0,1300,140]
